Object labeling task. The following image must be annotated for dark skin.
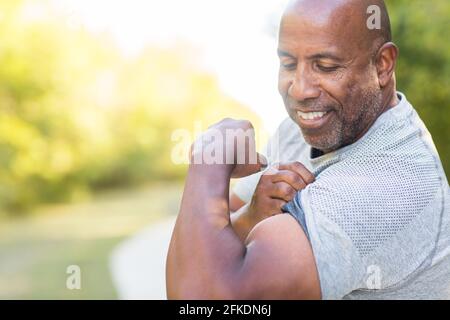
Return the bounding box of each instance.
[230,0,399,228]
[278,0,399,153]
[167,0,399,299]
[166,119,321,299]
[231,162,315,242]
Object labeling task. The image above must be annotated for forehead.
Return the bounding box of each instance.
[278,3,366,56]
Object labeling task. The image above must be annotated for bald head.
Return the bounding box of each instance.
[283,0,392,58]
[277,0,399,153]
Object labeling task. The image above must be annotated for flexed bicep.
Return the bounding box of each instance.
[232,214,321,299]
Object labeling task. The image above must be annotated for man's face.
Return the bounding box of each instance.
[278,7,383,153]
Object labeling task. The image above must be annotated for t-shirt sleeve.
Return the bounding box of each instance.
[283,170,442,299]
[283,188,366,299]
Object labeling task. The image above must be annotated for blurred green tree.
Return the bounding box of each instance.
[387,0,450,177]
[0,0,262,214]
[0,0,448,214]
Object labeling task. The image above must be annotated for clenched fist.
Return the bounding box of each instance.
[190,118,267,178]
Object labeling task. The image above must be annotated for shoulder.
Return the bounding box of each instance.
[315,109,443,205]
[300,132,444,265]
[308,145,442,233]
[245,213,307,246]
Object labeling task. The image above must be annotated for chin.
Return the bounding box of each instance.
[302,133,341,154]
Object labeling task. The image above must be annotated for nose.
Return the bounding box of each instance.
[288,66,321,102]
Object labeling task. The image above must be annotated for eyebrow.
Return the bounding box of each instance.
[308,52,344,62]
[277,49,344,62]
[277,49,294,58]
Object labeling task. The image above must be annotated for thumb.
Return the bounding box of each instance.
[257,153,268,171]
[231,152,268,178]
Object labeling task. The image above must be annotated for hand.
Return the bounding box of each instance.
[245,162,315,228]
[190,118,267,178]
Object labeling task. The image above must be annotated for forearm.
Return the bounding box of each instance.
[166,164,246,299]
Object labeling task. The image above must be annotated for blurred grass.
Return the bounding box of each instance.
[0,182,183,299]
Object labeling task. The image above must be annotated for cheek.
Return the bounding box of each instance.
[341,68,378,108]
[324,71,362,111]
[340,82,361,119]
[319,78,348,112]
[278,71,291,97]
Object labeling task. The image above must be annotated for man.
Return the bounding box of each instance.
[166,0,450,299]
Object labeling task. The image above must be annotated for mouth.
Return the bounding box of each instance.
[295,109,334,130]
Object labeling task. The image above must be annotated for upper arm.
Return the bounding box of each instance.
[231,214,321,299]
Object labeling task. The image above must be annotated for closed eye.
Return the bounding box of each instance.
[317,64,340,73]
[282,62,297,70]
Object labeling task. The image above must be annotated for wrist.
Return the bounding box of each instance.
[183,162,233,227]
[186,163,233,201]
[188,161,235,178]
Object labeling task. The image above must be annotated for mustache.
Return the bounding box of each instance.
[290,101,337,112]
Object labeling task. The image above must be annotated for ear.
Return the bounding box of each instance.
[375,42,399,87]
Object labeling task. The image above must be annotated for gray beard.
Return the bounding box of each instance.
[341,87,383,149]
[313,87,383,153]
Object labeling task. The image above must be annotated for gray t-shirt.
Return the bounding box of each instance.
[234,92,450,299]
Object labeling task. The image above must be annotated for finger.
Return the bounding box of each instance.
[270,169,307,191]
[269,181,297,202]
[257,165,279,185]
[278,162,315,184]
[231,152,268,178]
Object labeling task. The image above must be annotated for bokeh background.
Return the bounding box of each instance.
[0,0,448,299]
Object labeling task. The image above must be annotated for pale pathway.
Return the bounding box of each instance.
[109,216,176,299]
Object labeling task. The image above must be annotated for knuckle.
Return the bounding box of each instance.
[258,179,271,191]
[238,119,253,129]
[277,183,291,195]
[298,181,307,190]
[292,161,306,170]
[220,117,234,125]
[288,188,297,198]
[255,183,267,195]
[284,170,298,183]
[292,162,315,182]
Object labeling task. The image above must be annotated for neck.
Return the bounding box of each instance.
[386,89,400,110]
[383,76,400,111]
